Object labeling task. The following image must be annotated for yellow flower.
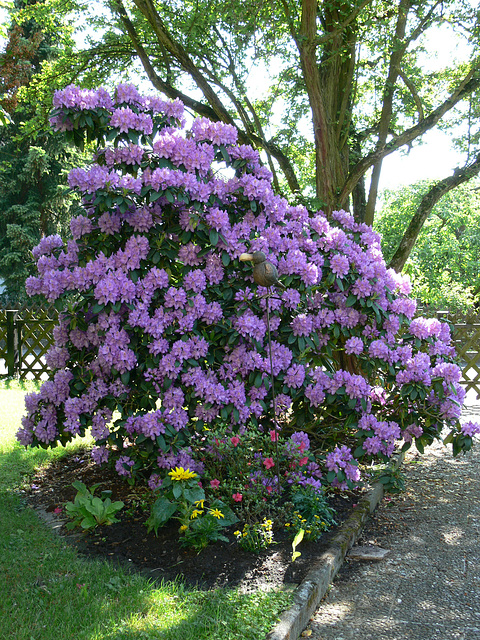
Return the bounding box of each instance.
[194,499,205,509]
[208,508,224,519]
[168,467,197,481]
[190,509,204,519]
[234,530,241,537]
[179,525,188,532]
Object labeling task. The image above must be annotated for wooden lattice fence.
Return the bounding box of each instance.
[437,310,480,399]
[0,305,58,380]
[1,306,480,394]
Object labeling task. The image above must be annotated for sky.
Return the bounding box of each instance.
[379,130,465,191]
[378,22,471,191]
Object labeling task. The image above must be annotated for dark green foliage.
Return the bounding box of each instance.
[0,2,84,305]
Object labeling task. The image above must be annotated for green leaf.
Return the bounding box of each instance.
[291,528,304,562]
[183,487,205,503]
[146,498,177,534]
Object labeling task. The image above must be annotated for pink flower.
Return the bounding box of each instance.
[232,493,243,502]
[53,506,63,514]
[269,430,279,442]
[230,436,240,447]
[263,457,275,469]
[299,457,308,466]
[210,479,220,489]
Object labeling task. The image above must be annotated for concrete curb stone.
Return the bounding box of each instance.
[265,453,405,640]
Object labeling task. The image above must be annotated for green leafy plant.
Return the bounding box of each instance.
[234,519,274,553]
[371,466,406,494]
[285,486,337,543]
[146,467,237,550]
[64,481,124,531]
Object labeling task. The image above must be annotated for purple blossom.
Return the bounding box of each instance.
[291,314,313,337]
[284,364,306,388]
[345,337,364,355]
[235,310,266,342]
[164,286,187,309]
[290,431,310,451]
[183,269,207,293]
[98,212,122,234]
[206,207,229,231]
[330,254,350,277]
[94,270,136,305]
[325,445,353,473]
[461,421,480,437]
[368,339,390,360]
[115,456,135,477]
[191,117,238,145]
[70,215,92,240]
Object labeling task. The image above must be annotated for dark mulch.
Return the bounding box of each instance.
[26,451,363,593]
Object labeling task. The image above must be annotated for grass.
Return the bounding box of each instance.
[0,379,292,640]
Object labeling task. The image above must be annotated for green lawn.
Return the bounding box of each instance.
[0,380,292,640]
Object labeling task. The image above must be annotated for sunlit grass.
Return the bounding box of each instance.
[0,380,292,640]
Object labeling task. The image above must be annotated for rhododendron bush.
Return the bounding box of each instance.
[18,84,479,507]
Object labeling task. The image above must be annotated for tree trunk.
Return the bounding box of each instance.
[297,0,357,215]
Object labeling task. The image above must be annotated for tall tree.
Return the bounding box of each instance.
[9,0,480,258]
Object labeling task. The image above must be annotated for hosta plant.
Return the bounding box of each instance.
[65,481,124,530]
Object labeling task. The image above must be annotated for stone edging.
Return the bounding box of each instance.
[265,451,405,640]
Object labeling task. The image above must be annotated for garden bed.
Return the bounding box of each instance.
[25,449,363,593]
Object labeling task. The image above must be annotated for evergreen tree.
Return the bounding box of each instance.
[0,3,81,305]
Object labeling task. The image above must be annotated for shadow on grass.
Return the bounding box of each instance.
[0,442,289,640]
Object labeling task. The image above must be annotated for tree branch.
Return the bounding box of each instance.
[128,0,235,124]
[110,0,302,194]
[316,0,373,44]
[340,65,480,204]
[399,69,425,121]
[389,153,480,272]
[110,0,220,120]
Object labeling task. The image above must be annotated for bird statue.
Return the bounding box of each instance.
[239,251,286,290]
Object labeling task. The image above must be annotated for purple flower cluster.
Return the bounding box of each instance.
[19,82,475,496]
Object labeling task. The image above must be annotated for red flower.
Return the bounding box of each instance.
[269,430,279,442]
[210,479,220,489]
[299,456,308,466]
[230,436,240,447]
[232,493,243,502]
[263,457,275,469]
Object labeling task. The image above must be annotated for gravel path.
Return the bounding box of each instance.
[304,402,480,640]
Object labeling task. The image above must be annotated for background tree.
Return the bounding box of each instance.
[0,1,82,304]
[8,0,480,273]
[376,179,480,310]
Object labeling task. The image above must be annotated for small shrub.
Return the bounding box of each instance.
[146,466,237,549]
[234,519,274,553]
[65,481,124,530]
